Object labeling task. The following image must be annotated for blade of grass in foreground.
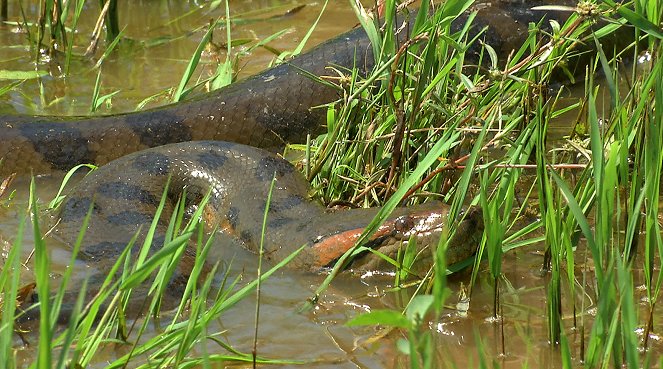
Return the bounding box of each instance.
[210,0,233,90]
[638,48,663,351]
[0,212,24,369]
[173,18,219,102]
[29,177,52,369]
[104,244,308,369]
[252,173,278,366]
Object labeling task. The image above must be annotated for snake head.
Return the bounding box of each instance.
[307,203,483,276]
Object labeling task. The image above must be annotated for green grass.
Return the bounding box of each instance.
[0,178,304,368]
[314,0,662,367]
[1,0,663,368]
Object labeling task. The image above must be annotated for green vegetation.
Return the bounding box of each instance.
[333,0,661,367]
[1,179,306,368]
[0,0,662,368]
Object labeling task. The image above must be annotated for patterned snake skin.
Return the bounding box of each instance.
[2,1,632,320]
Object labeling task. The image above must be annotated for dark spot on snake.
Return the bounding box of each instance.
[295,222,309,233]
[133,111,192,147]
[59,197,99,222]
[152,234,166,247]
[196,150,227,170]
[183,184,207,203]
[81,241,127,261]
[132,152,171,175]
[143,235,167,255]
[277,195,305,209]
[363,234,391,251]
[96,181,159,205]
[261,194,306,214]
[240,230,253,245]
[227,207,239,229]
[267,217,293,229]
[394,216,414,234]
[167,272,190,296]
[82,233,166,262]
[106,211,153,226]
[150,235,166,250]
[18,123,94,170]
[255,156,295,182]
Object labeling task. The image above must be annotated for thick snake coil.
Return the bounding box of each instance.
[51,141,483,277]
[16,140,482,322]
[1,1,632,320]
[0,0,615,176]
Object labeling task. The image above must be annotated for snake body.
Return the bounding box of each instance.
[52,141,482,279]
[17,140,480,322]
[0,0,618,177]
[0,2,634,319]
[0,23,372,176]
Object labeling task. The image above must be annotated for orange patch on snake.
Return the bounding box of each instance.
[310,223,395,268]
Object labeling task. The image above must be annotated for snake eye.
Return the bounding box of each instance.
[394,216,414,234]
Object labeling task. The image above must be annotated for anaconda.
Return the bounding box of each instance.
[13,139,483,322]
[1,2,633,320]
[0,0,632,176]
[49,141,482,294]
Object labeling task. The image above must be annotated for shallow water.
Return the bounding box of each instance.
[1,1,662,368]
[0,0,359,115]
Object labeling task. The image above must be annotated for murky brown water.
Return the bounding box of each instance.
[0,0,359,115]
[1,1,662,368]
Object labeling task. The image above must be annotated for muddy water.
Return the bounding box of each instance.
[1,1,661,368]
[0,0,359,115]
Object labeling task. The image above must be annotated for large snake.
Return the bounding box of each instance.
[0,1,630,318]
[0,0,608,176]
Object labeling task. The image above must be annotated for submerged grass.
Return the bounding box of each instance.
[0,0,663,368]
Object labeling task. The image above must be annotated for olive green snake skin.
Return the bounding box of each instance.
[0,1,632,321]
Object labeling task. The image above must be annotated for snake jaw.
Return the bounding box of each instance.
[306,206,451,271]
[304,205,483,273]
